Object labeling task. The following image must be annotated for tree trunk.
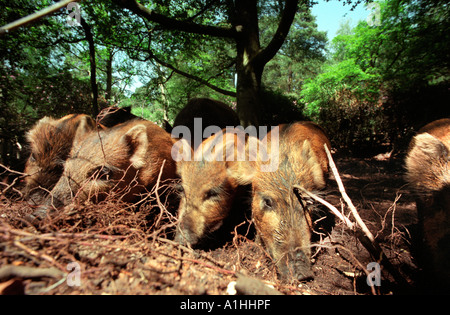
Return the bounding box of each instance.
[235,63,262,127]
[233,0,298,127]
[154,65,169,121]
[287,62,293,93]
[105,47,113,104]
[80,17,99,117]
[234,0,263,127]
[159,82,169,121]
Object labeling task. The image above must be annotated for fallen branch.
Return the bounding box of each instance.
[323,145,376,242]
[0,224,131,242]
[295,144,409,289]
[0,163,28,177]
[13,241,66,272]
[294,185,354,229]
[0,265,65,282]
[0,0,81,36]
[0,163,28,196]
[154,159,167,229]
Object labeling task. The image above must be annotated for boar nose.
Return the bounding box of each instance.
[175,213,201,247]
[175,226,199,247]
[279,249,313,282]
[24,205,52,225]
[292,249,314,281]
[24,197,64,225]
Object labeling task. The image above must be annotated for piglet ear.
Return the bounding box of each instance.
[123,124,148,169]
[226,135,261,185]
[172,138,193,162]
[226,160,257,185]
[26,116,55,144]
[300,140,325,189]
[73,115,96,145]
[414,133,448,159]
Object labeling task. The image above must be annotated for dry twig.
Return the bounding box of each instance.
[0,265,65,281]
[323,145,376,242]
[295,144,409,289]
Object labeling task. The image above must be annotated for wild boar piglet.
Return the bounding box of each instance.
[405,118,450,289]
[30,120,177,220]
[239,121,331,281]
[175,128,255,247]
[24,114,96,200]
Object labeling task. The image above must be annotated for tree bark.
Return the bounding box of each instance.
[234,0,263,127]
[233,0,298,127]
[80,16,99,117]
[105,47,113,104]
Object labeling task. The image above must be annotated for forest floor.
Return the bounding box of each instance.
[0,156,424,295]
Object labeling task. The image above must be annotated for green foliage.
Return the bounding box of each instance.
[300,0,450,152]
[301,58,380,117]
[262,6,328,95]
[300,58,383,149]
[1,0,448,165]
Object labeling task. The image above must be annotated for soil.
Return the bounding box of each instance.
[0,156,424,295]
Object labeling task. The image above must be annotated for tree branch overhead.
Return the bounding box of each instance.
[149,53,236,97]
[112,0,237,38]
[255,0,299,67]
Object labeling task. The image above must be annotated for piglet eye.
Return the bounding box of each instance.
[29,153,36,163]
[262,197,273,210]
[89,166,112,181]
[175,183,184,194]
[99,167,112,180]
[204,189,220,200]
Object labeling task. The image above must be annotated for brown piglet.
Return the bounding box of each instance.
[238,121,331,281]
[30,119,177,220]
[174,128,254,248]
[24,114,96,200]
[405,118,450,289]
